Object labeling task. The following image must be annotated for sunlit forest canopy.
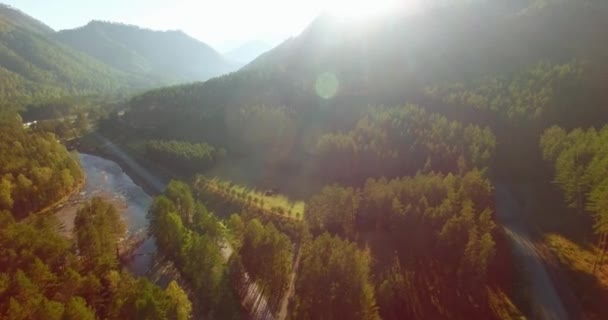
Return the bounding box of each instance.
[1,0,608,319]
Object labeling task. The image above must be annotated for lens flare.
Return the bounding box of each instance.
[315,72,339,99]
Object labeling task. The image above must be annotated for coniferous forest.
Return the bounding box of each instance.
[2,1,608,319]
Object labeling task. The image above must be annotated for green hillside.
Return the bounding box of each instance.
[111,4,608,317]
[55,21,237,85]
[0,5,147,105]
[123,1,608,162]
[0,3,53,34]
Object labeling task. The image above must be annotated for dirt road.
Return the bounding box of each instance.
[494,183,568,320]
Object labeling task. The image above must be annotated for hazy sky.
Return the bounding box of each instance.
[5,0,413,52]
[2,0,334,51]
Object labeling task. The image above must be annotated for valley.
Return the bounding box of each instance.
[2,1,608,320]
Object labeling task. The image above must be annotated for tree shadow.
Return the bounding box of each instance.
[564,267,608,319]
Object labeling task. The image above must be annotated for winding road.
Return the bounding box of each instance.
[494,183,568,320]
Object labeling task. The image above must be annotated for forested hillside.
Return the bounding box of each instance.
[0,3,53,34]
[0,106,195,319]
[119,1,608,179]
[0,111,82,218]
[541,125,608,238]
[0,197,192,319]
[0,5,145,104]
[55,21,236,84]
[0,4,239,107]
[3,0,608,319]
[103,1,608,319]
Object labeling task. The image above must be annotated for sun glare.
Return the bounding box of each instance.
[325,0,421,20]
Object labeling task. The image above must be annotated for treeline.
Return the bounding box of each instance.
[160,180,299,317]
[296,170,509,319]
[0,25,139,105]
[426,57,608,129]
[226,105,297,157]
[117,1,608,147]
[148,181,241,318]
[0,198,192,320]
[124,70,308,148]
[294,232,378,319]
[20,95,119,122]
[0,111,82,218]
[426,60,584,120]
[540,125,608,237]
[218,171,508,319]
[228,216,293,313]
[145,140,224,173]
[314,104,495,182]
[22,95,127,141]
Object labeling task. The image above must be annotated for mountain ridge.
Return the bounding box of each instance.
[55,20,237,84]
[0,3,54,34]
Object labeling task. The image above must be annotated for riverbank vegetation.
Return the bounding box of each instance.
[540,125,608,318]
[0,110,82,219]
[229,216,294,313]
[145,139,224,174]
[148,180,241,318]
[0,198,192,319]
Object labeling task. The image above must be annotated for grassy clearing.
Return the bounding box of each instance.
[194,176,305,221]
[545,234,608,287]
[545,233,608,320]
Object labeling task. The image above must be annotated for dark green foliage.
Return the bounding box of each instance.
[427,60,585,120]
[0,199,192,320]
[149,180,240,317]
[237,219,293,311]
[74,197,125,273]
[116,1,608,167]
[0,4,237,105]
[164,180,196,225]
[315,104,495,182]
[63,297,95,320]
[0,111,82,218]
[0,8,142,104]
[541,125,608,234]
[360,170,496,275]
[303,170,498,318]
[294,233,379,320]
[306,185,359,237]
[146,140,222,173]
[7,1,608,318]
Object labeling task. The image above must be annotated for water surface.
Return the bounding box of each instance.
[57,153,157,276]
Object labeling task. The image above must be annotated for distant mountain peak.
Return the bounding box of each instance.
[55,21,236,84]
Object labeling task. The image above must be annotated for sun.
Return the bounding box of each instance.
[324,0,421,20]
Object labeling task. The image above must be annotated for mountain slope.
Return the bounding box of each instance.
[55,21,236,84]
[0,3,53,35]
[124,1,608,178]
[132,1,608,116]
[246,1,607,96]
[0,6,148,104]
